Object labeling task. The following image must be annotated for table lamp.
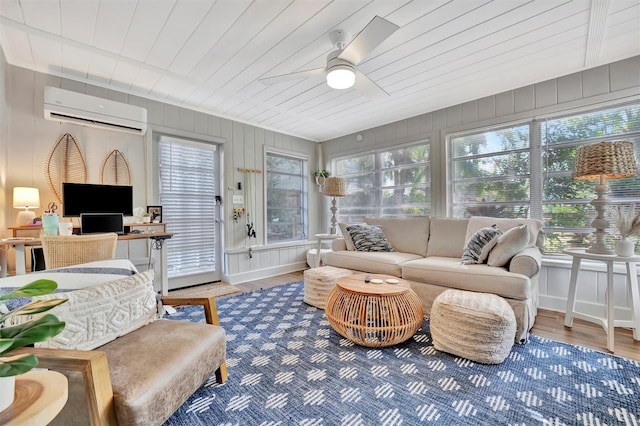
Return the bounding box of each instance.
[573,140,638,254]
[13,187,40,226]
[323,177,346,234]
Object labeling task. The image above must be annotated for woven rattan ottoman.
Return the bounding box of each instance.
[430,289,516,364]
[303,266,353,309]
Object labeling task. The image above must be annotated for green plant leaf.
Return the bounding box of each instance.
[0,353,38,377]
[0,299,67,323]
[0,279,58,301]
[0,339,12,354]
[0,315,65,354]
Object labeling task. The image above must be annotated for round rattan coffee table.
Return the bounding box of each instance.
[325,273,424,347]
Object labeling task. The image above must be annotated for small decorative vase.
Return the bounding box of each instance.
[0,375,16,412]
[615,237,635,257]
[142,216,151,223]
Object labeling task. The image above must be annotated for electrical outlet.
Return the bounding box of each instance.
[233,195,244,204]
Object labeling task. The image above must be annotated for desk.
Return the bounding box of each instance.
[0,370,68,426]
[563,248,640,352]
[0,232,174,295]
[314,233,340,268]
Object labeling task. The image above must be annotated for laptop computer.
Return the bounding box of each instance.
[80,213,125,235]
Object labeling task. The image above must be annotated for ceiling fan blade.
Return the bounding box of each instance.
[353,69,390,100]
[338,16,399,66]
[259,68,325,85]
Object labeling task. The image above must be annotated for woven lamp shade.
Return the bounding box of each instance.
[323,177,346,197]
[573,141,638,180]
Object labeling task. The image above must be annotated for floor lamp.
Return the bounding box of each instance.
[323,177,346,234]
[573,140,638,254]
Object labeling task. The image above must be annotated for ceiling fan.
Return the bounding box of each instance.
[259,16,399,99]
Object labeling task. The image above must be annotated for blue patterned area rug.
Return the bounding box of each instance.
[163,281,640,425]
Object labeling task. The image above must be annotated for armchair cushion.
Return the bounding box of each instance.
[33,270,157,350]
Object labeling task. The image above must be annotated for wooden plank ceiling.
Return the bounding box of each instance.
[0,0,638,141]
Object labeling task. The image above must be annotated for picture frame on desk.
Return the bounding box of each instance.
[147,205,162,223]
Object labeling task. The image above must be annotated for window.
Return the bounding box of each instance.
[158,136,219,278]
[448,102,640,254]
[334,141,431,222]
[449,124,531,219]
[541,104,640,253]
[266,151,308,243]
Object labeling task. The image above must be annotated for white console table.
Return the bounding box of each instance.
[563,248,640,352]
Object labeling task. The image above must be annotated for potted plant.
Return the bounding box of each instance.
[612,203,640,256]
[0,279,66,411]
[142,213,151,223]
[314,170,330,186]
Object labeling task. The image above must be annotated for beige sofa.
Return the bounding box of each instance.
[324,216,543,343]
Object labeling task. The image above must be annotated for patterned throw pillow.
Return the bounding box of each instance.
[461,225,503,265]
[346,224,396,252]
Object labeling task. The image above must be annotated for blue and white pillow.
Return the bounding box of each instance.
[461,225,503,265]
[346,224,396,252]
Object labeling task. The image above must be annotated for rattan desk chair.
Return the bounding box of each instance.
[41,233,119,269]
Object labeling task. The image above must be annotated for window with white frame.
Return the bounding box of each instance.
[334,141,431,222]
[266,151,308,243]
[541,103,640,253]
[448,102,640,254]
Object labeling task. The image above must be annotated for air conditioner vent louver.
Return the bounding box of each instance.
[44,86,147,135]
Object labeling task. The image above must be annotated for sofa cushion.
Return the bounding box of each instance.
[401,257,531,300]
[426,217,470,258]
[339,222,364,251]
[33,270,157,350]
[466,216,542,248]
[364,216,430,257]
[99,319,226,425]
[488,224,530,267]
[460,225,502,264]
[346,224,396,252]
[325,250,422,277]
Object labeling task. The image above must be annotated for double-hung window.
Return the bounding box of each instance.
[334,141,431,222]
[541,103,640,253]
[448,102,640,254]
[266,151,308,243]
[449,124,531,219]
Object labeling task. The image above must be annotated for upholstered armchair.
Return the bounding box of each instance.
[41,233,119,269]
[12,272,227,425]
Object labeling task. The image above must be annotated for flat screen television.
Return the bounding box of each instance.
[62,183,133,217]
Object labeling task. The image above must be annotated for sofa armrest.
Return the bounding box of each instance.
[332,238,347,251]
[160,295,228,383]
[12,347,117,425]
[509,246,542,278]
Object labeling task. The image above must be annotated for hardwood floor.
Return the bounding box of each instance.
[235,270,640,361]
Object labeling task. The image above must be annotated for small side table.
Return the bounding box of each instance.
[0,370,68,425]
[314,234,340,268]
[563,248,640,352]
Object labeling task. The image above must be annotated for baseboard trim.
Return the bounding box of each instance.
[224,262,307,284]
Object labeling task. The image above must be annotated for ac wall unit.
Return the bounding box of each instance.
[44,86,147,135]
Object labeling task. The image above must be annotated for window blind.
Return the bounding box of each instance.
[158,137,218,277]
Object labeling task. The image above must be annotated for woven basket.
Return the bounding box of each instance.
[325,279,423,347]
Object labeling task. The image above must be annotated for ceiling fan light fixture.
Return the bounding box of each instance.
[326,65,355,89]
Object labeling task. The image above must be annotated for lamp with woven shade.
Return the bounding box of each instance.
[323,177,346,234]
[573,140,638,254]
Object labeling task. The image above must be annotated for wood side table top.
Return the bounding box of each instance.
[337,273,411,296]
[0,370,68,426]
